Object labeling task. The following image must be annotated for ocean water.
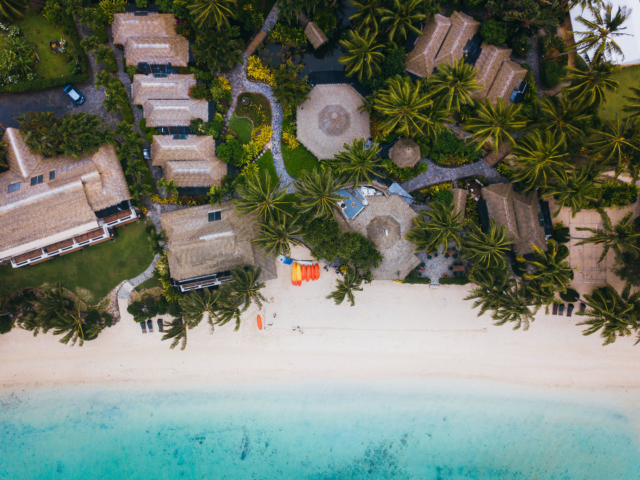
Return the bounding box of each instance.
[1,381,639,480]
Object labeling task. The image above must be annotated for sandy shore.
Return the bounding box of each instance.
[1,246,640,393]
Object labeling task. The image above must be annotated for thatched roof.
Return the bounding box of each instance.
[346,195,420,280]
[472,44,512,99]
[305,21,328,49]
[405,14,452,77]
[124,37,189,67]
[482,183,546,255]
[451,188,468,217]
[160,202,276,282]
[151,135,223,187]
[435,11,480,67]
[0,129,130,260]
[143,99,208,127]
[297,84,370,160]
[132,74,195,105]
[483,142,512,167]
[389,138,421,168]
[151,135,214,164]
[112,13,177,46]
[486,60,527,105]
[164,160,226,187]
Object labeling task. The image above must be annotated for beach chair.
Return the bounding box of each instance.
[566,304,574,317]
[140,321,147,333]
[147,319,153,333]
[558,304,565,316]
[157,319,164,332]
[552,303,558,315]
[580,302,586,312]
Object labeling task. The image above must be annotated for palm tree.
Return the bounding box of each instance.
[181,290,219,327]
[224,265,266,312]
[464,268,511,317]
[427,59,481,112]
[53,304,100,347]
[0,0,24,21]
[405,201,465,254]
[373,76,446,137]
[174,0,235,29]
[338,27,385,81]
[271,61,311,112]
[349,0,391,30]
[128,180,153,202]
[326,268,363,306]
[31,284,72,336]
[464,98,525,153]
[462,220,514,271]
[93,45,114,66]
[622,87,640,120]
[518,240,573,294]
[538,96,590,138]
[234,171,288,220]
[576,284,640,346]
[541,166,600,217]
[572,3,631,62]
[252,211,304,257]
[588,117,639,178]
[575,210,640,262]
[511,130,571,191]
[210,294,243,331]
[380,0,426,42]
[563,61,619,108]
[492,281,536,331]
[333,139,382,188]
[162,318,189,350]
[294,168,347,220]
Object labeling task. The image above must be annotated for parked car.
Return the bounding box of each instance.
[63,84,85,105]
[143,148,150,160]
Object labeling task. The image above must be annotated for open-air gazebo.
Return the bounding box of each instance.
[389,138,421,168]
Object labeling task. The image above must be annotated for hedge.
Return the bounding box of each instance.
[403,270,430,285]
[439,276,470,285]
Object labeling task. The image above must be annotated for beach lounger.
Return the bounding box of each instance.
[147,319,153,333]
[158,319,163,332]
[566,304,574,317]
[140,321,147,333]
[552,303,558,315]
[558,304,565,316]
[580,302,586,312]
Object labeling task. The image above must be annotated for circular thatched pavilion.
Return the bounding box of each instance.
[296,84,371,160]
[389,138,421,168]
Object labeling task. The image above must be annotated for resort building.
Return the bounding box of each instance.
[112,13,177,46]
[480,183,551,256]
[143,100,209,127]
[472,44,513,99]
[405,14,451,77]
[131,74,195,105]
[160,202,277,292]
[297,84,371,160]
[434,11,480,68]
[485,60,528,105]
[304,22,329,49]
[124,37,189,68]
[150,135,226,188]
[451,188,469,217]
[0,128,137,268]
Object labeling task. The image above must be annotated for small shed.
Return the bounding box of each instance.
[304,22,328,50]
[389,138,421,168]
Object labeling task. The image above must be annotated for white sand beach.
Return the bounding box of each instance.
[1,246,640,394]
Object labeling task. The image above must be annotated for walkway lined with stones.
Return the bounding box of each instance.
[400,159,507,193]
[117,253,161,302]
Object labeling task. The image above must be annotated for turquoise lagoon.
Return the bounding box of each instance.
[1,380,639,479]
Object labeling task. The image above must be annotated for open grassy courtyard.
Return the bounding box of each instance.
[0,220,155,304]
[599,64,640,120]
[229,114,253,144]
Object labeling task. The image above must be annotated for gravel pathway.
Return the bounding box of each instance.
[400,159,507,193]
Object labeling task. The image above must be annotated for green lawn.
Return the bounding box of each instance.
[256,149,279,184]
[0,220,155,304]
[134,277,162,292]
[15,13,73,79]
[229,114,253,144]
[600,64,640,120]
[235,92,272,126]
[282,143,321,179]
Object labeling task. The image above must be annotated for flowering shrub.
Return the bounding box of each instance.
[210,77,232,113]
[281,131,299,149]
[413,182,453,204]
[0,37,36,86]
[251,125,272,148]
[247,56,274,86]
[242,141,261,162]
[0,23,22,38]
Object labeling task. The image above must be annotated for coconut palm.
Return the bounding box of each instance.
[373,76,446,137]
[518,240,573,294]
[380,0,426,42]
[30,284,72,336]
[326,268,363,306]
[128,180,153,202]
[294,168,347,220]
[492,281,536,331]
[333,139,383,188]
[563,61,619,108]
[175,0,235,29]
[53,304,100,347]
[271,61,311,112]
[588,117,640,178]
[252,211,304,257]
[405,201,465,254]
[427,59,481,112]
[576,284,640,346]
[158,178,179,198]
[349,0,391,30]
[162,318,189,350]
[338,27,385,81]
[511,130,571,191]
[464,268,511,317]
[541,166,600,217]
[572,3,631,62]
[0,0,23,21]
[538,96,591,138]
[234,171,288,220]
[622,87,640,120]
[575,210,640,262]
[210,294,243,331]
[464,98,525,153]
[181,290,219,327]
[462,220,514,271]
[224,265,266,312]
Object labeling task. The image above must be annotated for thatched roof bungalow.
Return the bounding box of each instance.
[132,74,195,105]
[160,202,277,291]
[112,13,177,46]
[486,60,527,106]
[435,11,480,67]
[143,99,208,127]
[389,138,421,168]
[297,84,370,160]
[124,37,189,67]
[451,188,469,217]
[472,44,512,99]
[405,14,451,77]
[304,21,328,49]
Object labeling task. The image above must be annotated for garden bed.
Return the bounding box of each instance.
[235,92,272,127]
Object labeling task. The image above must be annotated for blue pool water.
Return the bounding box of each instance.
[1,381,639,479]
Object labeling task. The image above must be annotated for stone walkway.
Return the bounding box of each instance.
[117,253,161,302]
[400,158,507,193]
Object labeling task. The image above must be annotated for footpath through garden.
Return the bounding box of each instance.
[400,159,506,193]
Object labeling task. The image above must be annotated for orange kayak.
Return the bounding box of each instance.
[305,265,310,282]
[315,263,320,280]
[257,315,262,330]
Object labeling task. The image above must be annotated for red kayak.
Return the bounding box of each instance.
[257,315,263,330]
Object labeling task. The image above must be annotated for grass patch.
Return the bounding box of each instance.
[281,193,299,216]
[0,220,155,304]
[134,277,162,292]
[600,64,640,120]
[15,13,73,79]
[235,92,272,126]
[229,114,253,144]
[282,143,321,179]
[256,149,278,184]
